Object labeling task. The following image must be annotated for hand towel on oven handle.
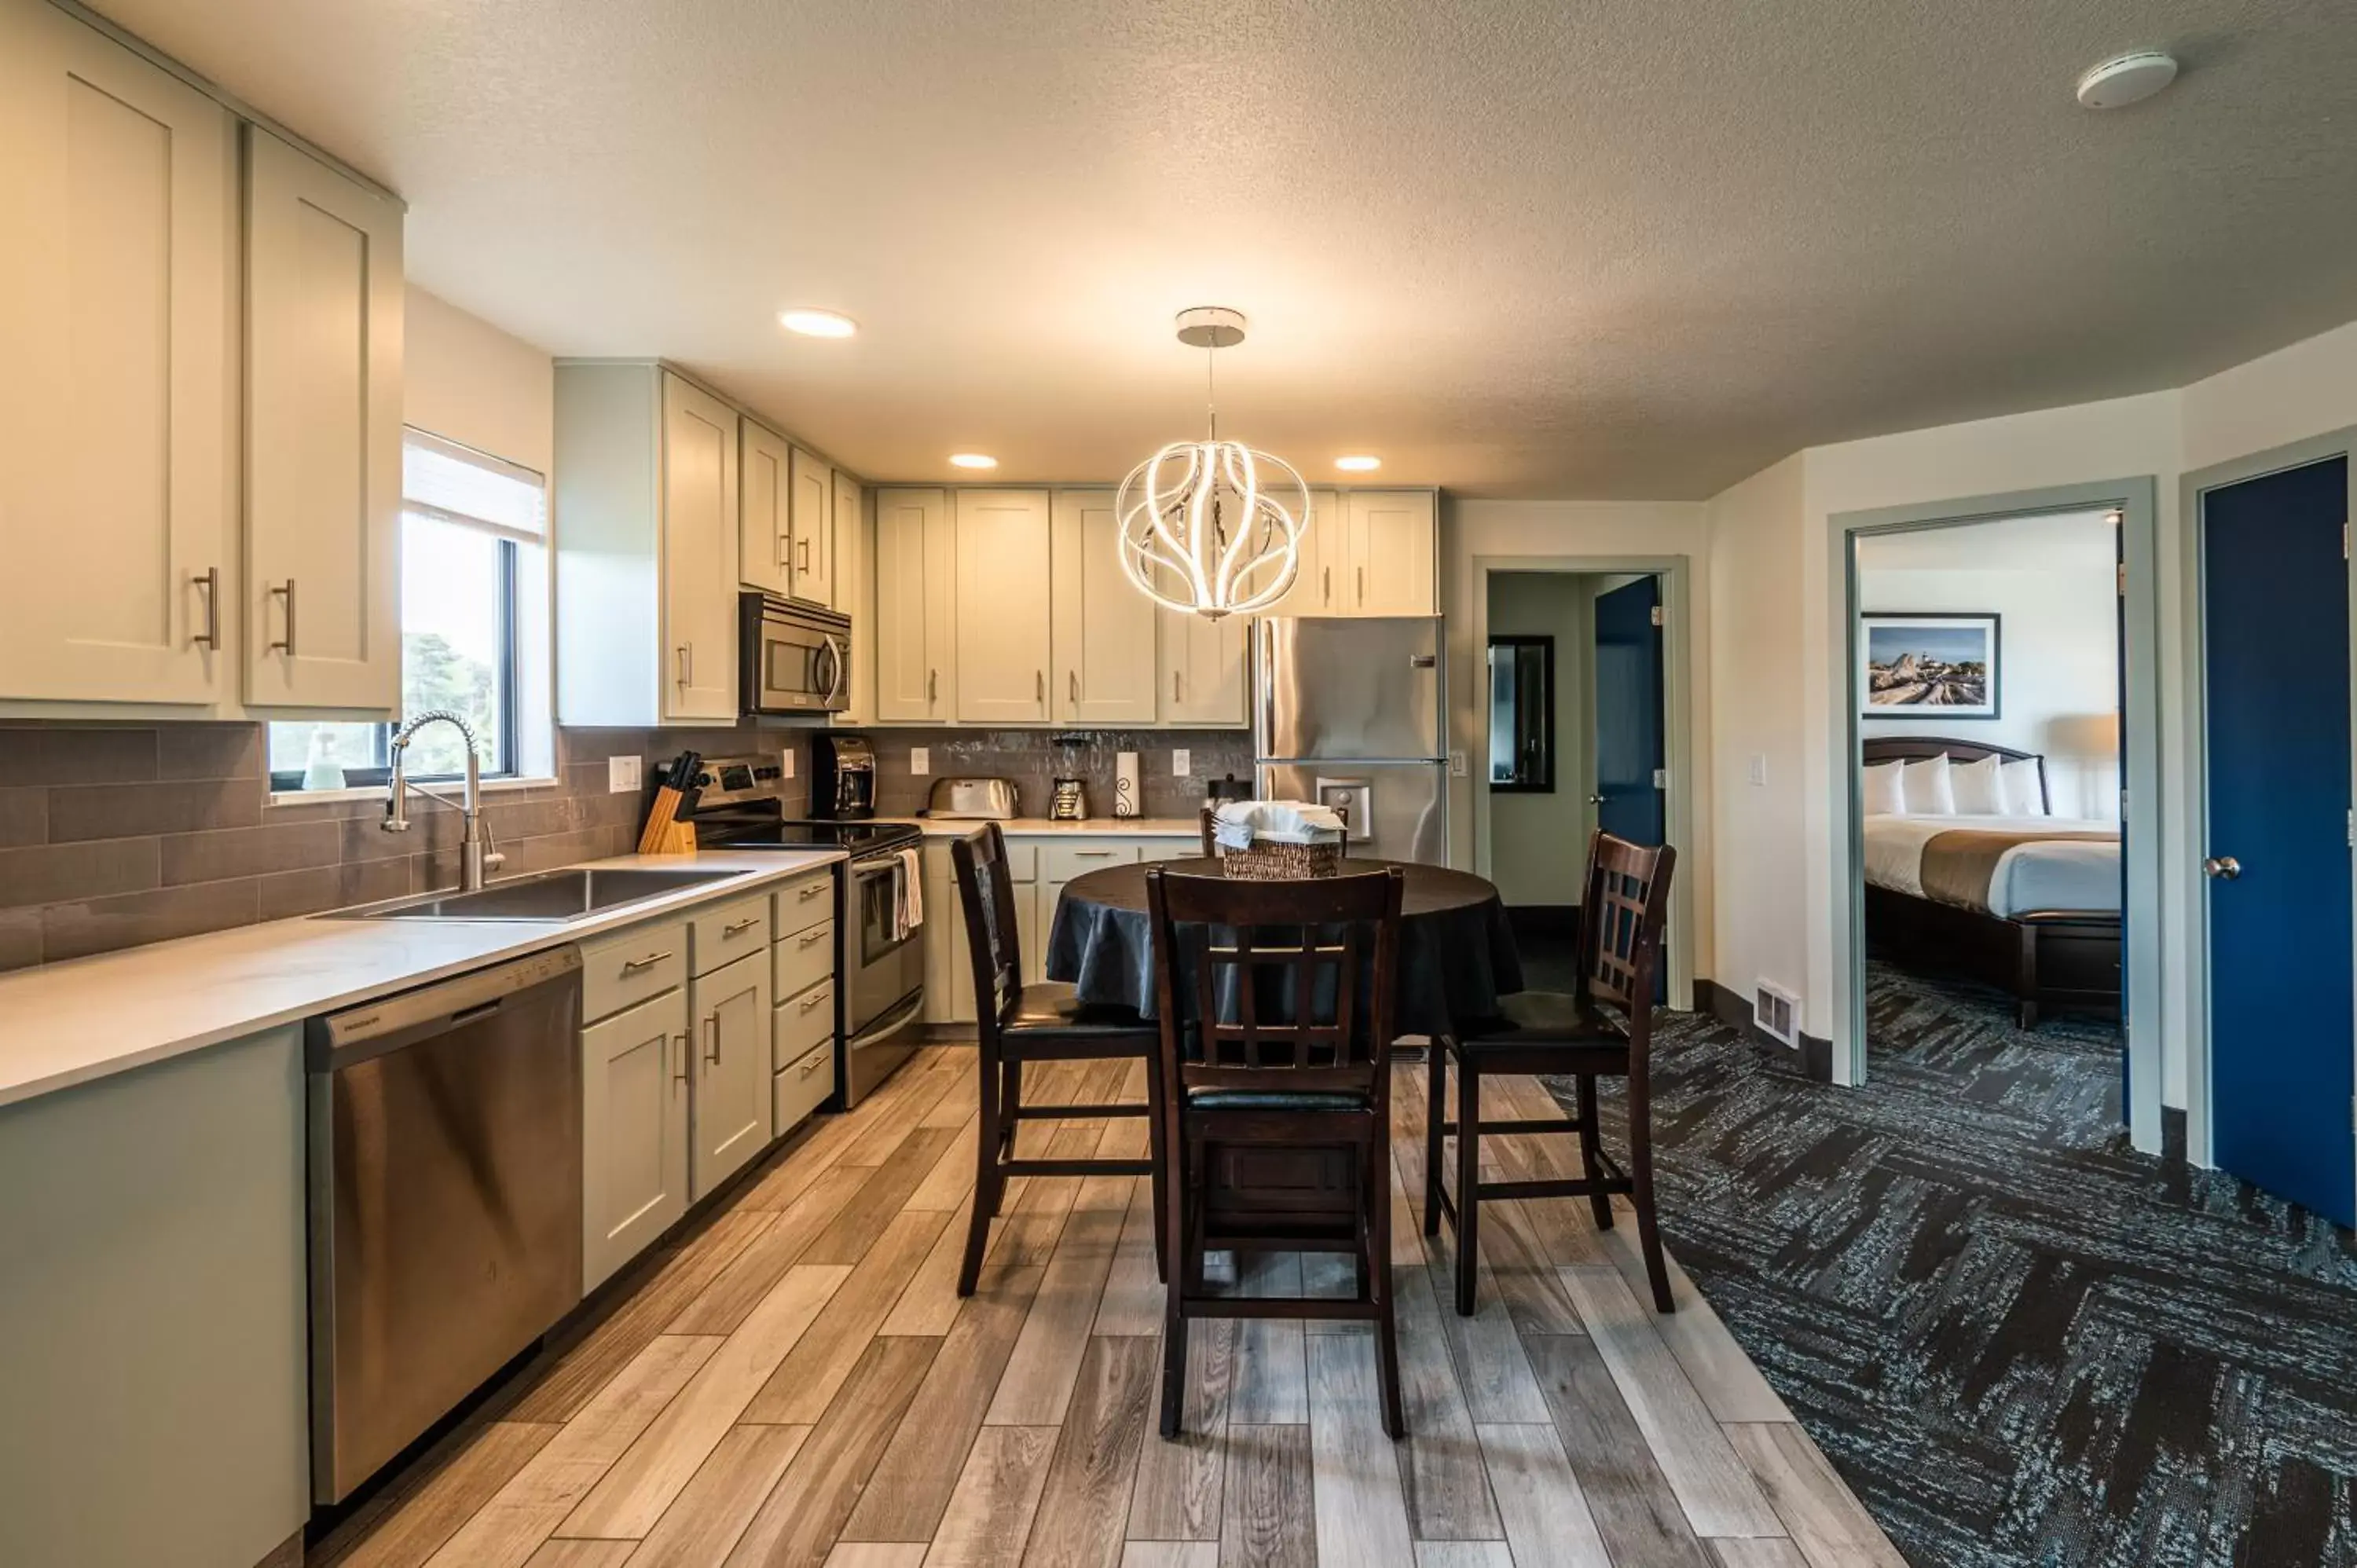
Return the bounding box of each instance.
[892,847,924,940]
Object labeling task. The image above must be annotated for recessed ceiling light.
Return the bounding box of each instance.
[949,452,999,470]
[1335,455,1382,472]
[779,308,857,338]
[2076,51,2179,110]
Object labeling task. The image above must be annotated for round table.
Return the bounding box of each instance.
[1043,857,1524,1038]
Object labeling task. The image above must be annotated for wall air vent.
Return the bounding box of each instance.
[1754,980,1800,1048]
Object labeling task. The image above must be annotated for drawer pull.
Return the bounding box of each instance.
[797,881,828,901]
[620,951,674,974]
[800,989,830,1012]
[800,1053,828,1077]
[705,1015,721,1064]
[798,928,830,947]
[723,917,763,937]
[673,1033,688,1087]
[1075,849,1116,859]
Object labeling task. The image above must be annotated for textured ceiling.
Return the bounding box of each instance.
[85,0,2357,498]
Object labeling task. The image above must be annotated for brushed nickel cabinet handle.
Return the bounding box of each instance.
[799,538,811,573]
[620,951,673,974]
[797,881,827,902]
[269,579,297,654]
[1172,671,1182,702]
[192,566,221,650]
[673,1033,688,1087]
[1357,566,1365,606]
[704,1015,721,1064]
[676,644,692,688]
[1069,670,1079,705]
[2205,855,2242,881]
[1322,566,1330,605]
[723,916,762,937]
[779,532,792,567]
[800,1052,827,1076]
[800,988,829,1012]
[928,669,937,704]
[1036,669,1046,705]
[798,927,829,947]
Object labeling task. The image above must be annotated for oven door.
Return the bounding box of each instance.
[742,596,849,715]
[844,852,926,1033]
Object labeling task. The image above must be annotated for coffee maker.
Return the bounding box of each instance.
[811,734,878,819]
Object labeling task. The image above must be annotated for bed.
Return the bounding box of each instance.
[1860,737,2121,1028]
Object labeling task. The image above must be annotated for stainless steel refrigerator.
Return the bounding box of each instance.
[1254,616,1449,863]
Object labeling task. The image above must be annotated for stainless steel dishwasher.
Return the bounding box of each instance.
[307,947,584,1504]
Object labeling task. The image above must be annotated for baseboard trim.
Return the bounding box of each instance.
[1694,977,1835,1084]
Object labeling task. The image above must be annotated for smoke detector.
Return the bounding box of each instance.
[2077,51,2179,109]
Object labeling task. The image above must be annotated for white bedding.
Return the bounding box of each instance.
[1862,814,2121,917]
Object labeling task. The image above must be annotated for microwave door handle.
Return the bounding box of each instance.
[823,634,847,705]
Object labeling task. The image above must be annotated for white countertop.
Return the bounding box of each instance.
[908,816,1201,838]
[0,848,845,1112]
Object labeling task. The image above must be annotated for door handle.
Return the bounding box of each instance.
[1322,566,1331,605]
[676,644,692,688]
[1172,670,1182,702]
[1069,670,1079,705]
[620,950,674,973]
[192,566,221,650]
[723,917,762,937]
[704,1014,721,1064]
[1357,566,1365,606]
[928,669,937,705]
[798,928,829,947]
[1036,669,1045,705]
[673,1033,689,1087]
[1587,794,1607,806]
[2204,855,2242,881]
[269,579,297,654]
[779,532,792,567]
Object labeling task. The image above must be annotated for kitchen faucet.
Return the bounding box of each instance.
[381,709,504,891]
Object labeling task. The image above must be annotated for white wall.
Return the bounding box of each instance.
[1857,513,2121,819]
[403,285,555,474]
[1485,572,1589,907]
[2180,317,2357,474]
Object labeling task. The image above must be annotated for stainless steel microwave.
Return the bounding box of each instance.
[740,592,851,716]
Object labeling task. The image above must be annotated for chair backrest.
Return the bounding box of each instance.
[1144,865,1405,1097]
[1575,830,1677,1031]
[951,824,1024,1032]
[1198,804,1219,857]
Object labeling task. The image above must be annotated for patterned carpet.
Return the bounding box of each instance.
[1547,962,2357,1568]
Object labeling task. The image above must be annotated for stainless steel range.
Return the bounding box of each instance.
[684,754,924,1105]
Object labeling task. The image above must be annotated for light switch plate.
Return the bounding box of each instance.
[608,755,642,793]
[779,749,794,779]
[1447,749,1468,778]
[1748,753,1769,787]
[1172,749,1191,776]
[911,747,930,776]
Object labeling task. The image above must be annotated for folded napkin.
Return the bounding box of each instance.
[1211,799,1347,848]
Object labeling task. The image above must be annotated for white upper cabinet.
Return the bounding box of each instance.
[1160,602,1249,726]
[660,375,740,721]
[955,489,1054,723]
[873,487,955,721]
[739,419,793,597]
[790,447,835,606]
[1339,490,1438,615]
[244,127,403,712]
[832,470,871,723]
[1050,489,1157,724]
[1261,487,1343,617]
[0,2,235,705]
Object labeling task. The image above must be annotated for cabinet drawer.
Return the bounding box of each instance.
[581,919,690,1023]
[692,894,772,976]
[1138,839,1198,863]
[997,839,1040,882]
[772,918,836,1002]
[775,976,836,1070]
[774,1038,835,1134]
[1043,841,1140,881]
[773,868,836,938]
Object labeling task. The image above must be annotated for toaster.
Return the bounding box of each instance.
[926,777,1018,819]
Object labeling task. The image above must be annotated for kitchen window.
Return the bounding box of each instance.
[269,430,553,792]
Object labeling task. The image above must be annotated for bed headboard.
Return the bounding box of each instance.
[1860,736,2049,814]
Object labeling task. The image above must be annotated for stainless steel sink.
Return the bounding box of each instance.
[324,866,746,923]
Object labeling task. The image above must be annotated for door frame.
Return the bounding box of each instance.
[1829,480,2164,1152]
[2179,426,2357,1171]
[1470,555,1696,1013]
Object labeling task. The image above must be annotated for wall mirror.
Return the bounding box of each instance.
[1486,635,1555,793]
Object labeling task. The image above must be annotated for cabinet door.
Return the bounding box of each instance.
[0,5,232,704]
[874,488,954,720]
[691,948,771,1195]
[955,489,1054,723]
[1343,490,1437,615]
[833,471,871,723]
[1050,489,1158,724]
[581,989,690,1291]
[919,841,974,1023]
[244,127,402,710]
[790,446,834,606]
[1259,488,1341,617]
[1160,606,1249,727]
[739,419,792,596]
[660,373,739,721]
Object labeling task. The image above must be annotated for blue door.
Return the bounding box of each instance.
[1593,577,1666,848]
[2204,456,2353,1228]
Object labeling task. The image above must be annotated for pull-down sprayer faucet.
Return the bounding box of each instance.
[380,709,504,892]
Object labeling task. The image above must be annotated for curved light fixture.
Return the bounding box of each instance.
[779,308,858,338]
[1117,307,1310,621]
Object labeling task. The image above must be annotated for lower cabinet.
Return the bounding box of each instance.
[691,947,772,1196]
[926,834,1193,1010]
[920,841,974,1024]
[581,988,690,1293]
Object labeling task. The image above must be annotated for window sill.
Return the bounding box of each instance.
[269,775,562,808]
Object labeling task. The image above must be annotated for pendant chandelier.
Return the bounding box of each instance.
[1117,307,1310,621]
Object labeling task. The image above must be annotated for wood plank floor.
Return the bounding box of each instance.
[318,1049,1903,1568]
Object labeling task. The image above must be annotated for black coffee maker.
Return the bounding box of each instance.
[811,734,877,819]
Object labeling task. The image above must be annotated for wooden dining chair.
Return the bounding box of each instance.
[1146,863,1408,1438]
[1424,831,1678,1317]
[952,824,1164,1296]
[1197,804,1219,857]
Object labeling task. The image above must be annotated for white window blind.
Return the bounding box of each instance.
[402,428,547,540]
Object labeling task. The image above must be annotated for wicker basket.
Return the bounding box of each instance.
[1219,838,1344,880]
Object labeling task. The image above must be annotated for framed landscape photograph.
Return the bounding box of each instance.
[1860,613,2001,719]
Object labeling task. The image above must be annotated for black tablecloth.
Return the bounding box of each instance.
[1043,857,1524,1038]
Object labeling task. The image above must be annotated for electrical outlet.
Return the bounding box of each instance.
[1748,753,1769,787]
[1172,749,1191,776]
[911,747,930,776]
[1447,749,1468,778]
[608,755,642,793]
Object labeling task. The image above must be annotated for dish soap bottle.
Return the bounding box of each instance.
[302,728,347,792]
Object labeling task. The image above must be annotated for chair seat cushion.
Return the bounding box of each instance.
[1464,989,1629,1045]
[1003,980,1153,1039]
[1187,1088,1373,1112]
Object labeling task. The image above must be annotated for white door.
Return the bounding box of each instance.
[1160,604,1249,726]
[1343,490,1438,615]
[832,471,871,722]
[1051,489,1158,724]
[243,127,403,710]
[0,3,233,704]
[660,373,739,722]
[874,488,955,720]
[581,990,690,1291]
[739,420,792,596]
[790,447,834,606]
[691,949,771,1195]
[955,489,1053,723]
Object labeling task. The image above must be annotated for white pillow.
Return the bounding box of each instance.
[1901,754,1955,815]
[1861,760,1906,815]
[1949,754,2003,815]
[2000,758,2047,816]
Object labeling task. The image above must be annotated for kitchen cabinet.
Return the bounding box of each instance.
[690,947,772,1195]
[790,446,836,606]
[1262,488,1344,617]
[664,376,743,721]
[1052,489,1159,724]
[874,487,957,721]
[1033,839,1137,986]
[244,126,405,712]
[833,470,871,722]
[581,988,691,1292]
[955,489,1054,722]
[1338,490,1438,615]
[740,419,794,597]
[1160,602,1250,726]
[0,0,236,706]
[919,840,974,1024]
